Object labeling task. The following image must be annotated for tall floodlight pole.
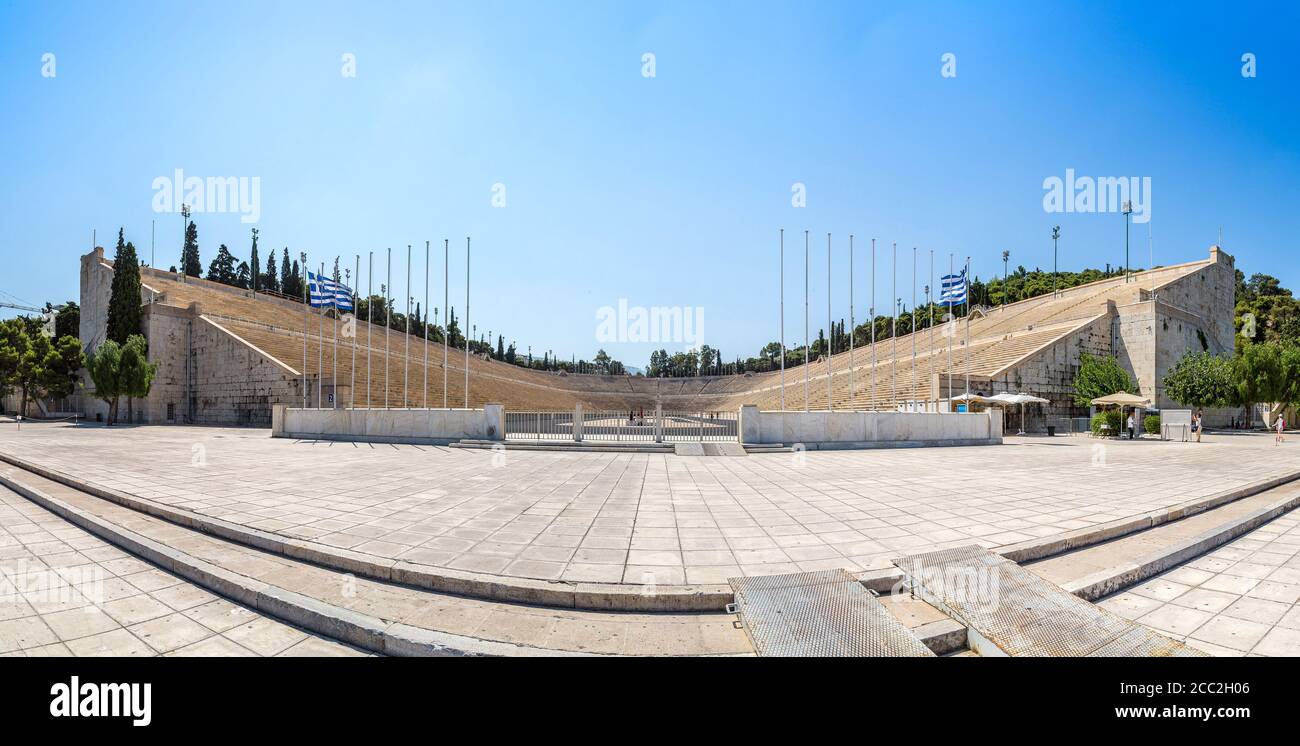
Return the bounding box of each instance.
[385,248,391,408]
[827,233,832,411]
[352,255,359,408]
[301,250,309,407]
[870,238,876,410]
[1122,200,1133,282]
[404,244,412,408]
[1051,226,1061,297]
[150,219,155,269]
[367,252,373,407]
[891,242,897,410]
[849,235,855,406]
[464,236,470,409]
[424,241,430,409]
[779,229,785,410]
[804,230,809,412]
[1002,250,1010,309]
[443,239,449,408]
[1148,221,1155,298]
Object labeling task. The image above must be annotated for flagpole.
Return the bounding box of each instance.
[367,251,373,408]
[870,238,876,411]
[779,229,785,410]
[424,240,430,409]
[891,241,897,411]
[301,250,309,408]
[405,244,412,408]
[911,246,917,412]
[464,236,470,409]
[965,256,971,398]
[332,259,338,409]
[849,234,855,407]
[443,239,449,409]
[317,262,324,409]
[827,232,832,412]
[947,252,954,408]
[385,248,391,409]
[803,230,809,412]
[928,249,935,412]
[352,254,359,409]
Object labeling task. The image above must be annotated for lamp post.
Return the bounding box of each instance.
[1051,225,1061,297]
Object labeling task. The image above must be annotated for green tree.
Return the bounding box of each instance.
[263,251,279,293]
[107,230,144,344]
[54,301,80,340]
[88,340,124,426]
[1233,342,1300,427]
[207,244,237,285]
[1163,351,1236,409]
[1072,352,1135,407]
[0,319,85,417]
[118,334,157,424]
[180,219,202,277]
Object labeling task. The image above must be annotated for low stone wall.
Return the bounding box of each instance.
[738,405,1002,448]
[272,404,504,444]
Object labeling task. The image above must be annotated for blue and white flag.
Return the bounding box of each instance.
[307,271,355,312]
[939,268,968,305]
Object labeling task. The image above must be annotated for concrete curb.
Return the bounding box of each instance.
[1063,490,1300,601]
[2,449,1296,613]
[0,469,589,657]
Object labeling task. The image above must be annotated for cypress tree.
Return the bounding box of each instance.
[107,230,143,344]
[280,248,292,295]
[264,252,279,293]
[180,221,202,277]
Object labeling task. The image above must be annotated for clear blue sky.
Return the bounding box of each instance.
[2,1,1297,368]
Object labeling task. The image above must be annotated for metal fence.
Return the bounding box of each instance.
[504,411,575,440]
[661,411,737,442]
[504,409,738,442]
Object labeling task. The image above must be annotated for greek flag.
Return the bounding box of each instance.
[940,268,968,305]
[307,271,355,312]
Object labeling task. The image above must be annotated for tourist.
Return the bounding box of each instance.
[1126,412,1136,440]
[1193,410,1203,443]
[1276,415,1285,445]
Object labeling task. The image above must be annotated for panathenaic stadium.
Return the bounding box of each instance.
[5,242,1300,659]
[75,244,1236,431]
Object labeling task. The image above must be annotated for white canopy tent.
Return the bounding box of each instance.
[987,392,1050,435]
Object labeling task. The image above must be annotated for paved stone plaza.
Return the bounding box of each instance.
[1101,510,1300,657]
[0,484,366,657]
[1,423,1296,590]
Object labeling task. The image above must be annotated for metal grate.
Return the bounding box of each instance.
[728,569,935,657]
[894,545,1207,657]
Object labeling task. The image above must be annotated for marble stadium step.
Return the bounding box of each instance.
[0,464,754,657]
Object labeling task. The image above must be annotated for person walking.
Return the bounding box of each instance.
[1126,412,1136,440]
[1193,410,1203,443]
[1276,414,1285,445]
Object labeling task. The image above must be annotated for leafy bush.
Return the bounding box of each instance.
[1091,410,1122,437]
[1144,414,1161,435]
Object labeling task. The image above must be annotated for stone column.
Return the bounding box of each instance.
[574,403,584,442]
[484,403,504,441]
[739,404,760,444]
[654,403,663,443]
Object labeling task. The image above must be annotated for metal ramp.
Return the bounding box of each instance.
[727,569,935,657]
[893,545,1206,657]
